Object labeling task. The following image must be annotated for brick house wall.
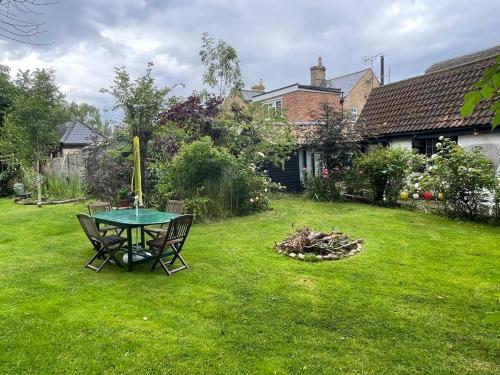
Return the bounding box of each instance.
[343,70,379,116]
[281,91,341,122]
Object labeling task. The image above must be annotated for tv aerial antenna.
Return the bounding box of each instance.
[362,53,386,85]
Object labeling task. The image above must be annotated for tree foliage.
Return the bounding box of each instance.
[0,64,16,128]
[199,32,243,96]
[461,55,500,129]
[1,68,68,164]
[101,62,173,192]
[309,101,366,170]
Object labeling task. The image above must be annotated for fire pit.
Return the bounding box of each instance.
[275,227,363,261]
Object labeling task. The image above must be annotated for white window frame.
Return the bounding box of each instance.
[264,98,283,118]
[350,107,358,122]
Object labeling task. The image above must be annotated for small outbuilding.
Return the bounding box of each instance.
[59,120,101,156]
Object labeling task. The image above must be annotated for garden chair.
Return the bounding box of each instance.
[144,200,184,238]
[146,214,193,276]
[87,202,123,235]
[77,213,127,272]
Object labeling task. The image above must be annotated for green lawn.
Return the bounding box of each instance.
[0,196,498,374]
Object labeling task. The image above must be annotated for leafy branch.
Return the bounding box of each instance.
[460,55,500,129]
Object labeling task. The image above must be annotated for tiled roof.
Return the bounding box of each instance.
[60,120,101,145]
[326,69,371,97]
[360,55,498,136]
[425,45,500,73]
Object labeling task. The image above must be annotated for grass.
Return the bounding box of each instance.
[0,195,498,374]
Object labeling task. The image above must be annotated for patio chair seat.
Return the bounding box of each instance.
[146,236,182,250]
[100,235,128,246]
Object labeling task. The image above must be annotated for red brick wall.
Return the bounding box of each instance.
[280,91,341,122]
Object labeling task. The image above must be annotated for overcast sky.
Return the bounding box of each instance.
[1,0,499,122]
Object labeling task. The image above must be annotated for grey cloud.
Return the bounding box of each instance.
[1,0,499,119]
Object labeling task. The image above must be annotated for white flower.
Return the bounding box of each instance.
[436,142,442,148]
[439,136,444,141]
[431,154,437,159]
[250,198,254,203]
[427,166,433,171]
[418,175,423,180]
[264,188,268,192]
[257,152,266,158]
[255,196,259,201]
[414,183,420,188]
[412,193,420,200]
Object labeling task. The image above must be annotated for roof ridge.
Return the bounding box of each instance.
[426,45,500,73]
[327,68,370,81]
[371,54,498,91]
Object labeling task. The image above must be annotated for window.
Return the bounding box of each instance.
[264,99,282,117]
[412,136,457,156]
[350,108,358,121]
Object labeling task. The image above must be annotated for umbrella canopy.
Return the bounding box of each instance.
[131,136,143,206]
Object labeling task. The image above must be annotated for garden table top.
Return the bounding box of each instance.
[91,208,179,228]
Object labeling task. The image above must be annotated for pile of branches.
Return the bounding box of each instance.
[275,227,363,261]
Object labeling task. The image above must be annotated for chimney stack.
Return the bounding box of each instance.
[310,56,326,87]
[380,55,385,85]
[251,79,265,93]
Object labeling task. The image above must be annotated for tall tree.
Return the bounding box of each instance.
[1,68,69,205]
[0,64,16,128]
[199,32,243,96]
[101,62,173,194]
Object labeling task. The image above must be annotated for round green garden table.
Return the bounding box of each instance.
[91,208,179,272]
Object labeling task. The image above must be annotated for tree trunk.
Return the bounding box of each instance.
[36,158,42,208]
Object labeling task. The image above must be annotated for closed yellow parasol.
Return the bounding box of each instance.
[131,136,143,206]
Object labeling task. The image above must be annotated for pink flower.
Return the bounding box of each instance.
[322,168,329,178]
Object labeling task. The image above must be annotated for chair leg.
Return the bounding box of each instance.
[151,251,172,276]
[85,248,106,270]
[85,244,124,272]
[168,244,189,273]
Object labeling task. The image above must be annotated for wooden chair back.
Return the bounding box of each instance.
[165,200,184,214]
[77,213,103,246]
[160,214,193,250]
[88,202,112,215]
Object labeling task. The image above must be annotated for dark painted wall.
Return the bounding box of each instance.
[265,151,301,192]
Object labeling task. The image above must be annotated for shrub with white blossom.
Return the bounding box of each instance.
[418,137,496,219]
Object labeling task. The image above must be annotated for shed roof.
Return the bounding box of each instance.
[60,120,101,146]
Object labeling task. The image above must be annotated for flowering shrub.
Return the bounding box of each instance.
[304,168,342,201]
[156,137,272,220]
[418,137,496,219]
[354,146,425,204]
